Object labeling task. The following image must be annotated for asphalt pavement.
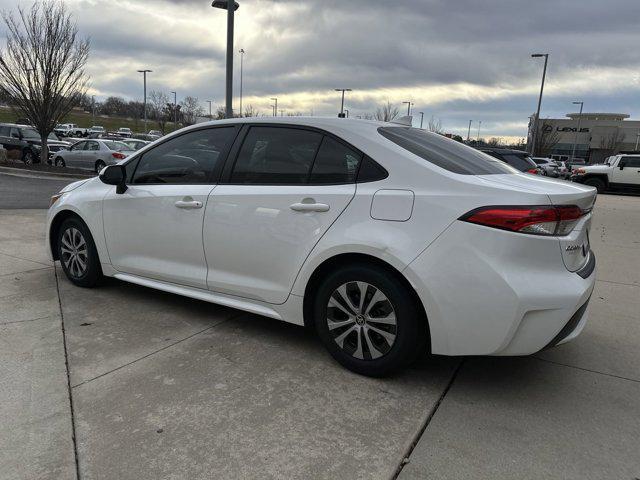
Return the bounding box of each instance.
[0,171,81,209]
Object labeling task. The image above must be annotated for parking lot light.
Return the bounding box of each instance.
[137,69,152,132]
[270,97,277,117]
[171,91,177,130]
[530,53,549,156]
[206,100,213,119]
[212,0,240,119]
[419,112,424,129]
[334,88,351,118]
[571,101,584,162]
[402,101,413,116]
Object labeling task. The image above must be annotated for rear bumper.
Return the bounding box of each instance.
[403,221,596,356]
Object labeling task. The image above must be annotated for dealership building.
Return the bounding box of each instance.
[528,112,640,164]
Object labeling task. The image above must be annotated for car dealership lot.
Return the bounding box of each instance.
[1,193,639,480]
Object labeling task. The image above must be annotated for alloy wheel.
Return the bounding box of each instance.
[60,227,88,278]
[326,281,397,360]
[23,151,34,165]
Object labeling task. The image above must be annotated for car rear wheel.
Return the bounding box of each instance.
[22,150,35,165]
[56,217,102,288]
[313,264,425,376]
[55,157,66,167]
[95,160,106,173]
[583,177,606,193]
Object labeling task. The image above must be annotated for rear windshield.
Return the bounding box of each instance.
[502,154,535,171]
[104,140,133,151]
[378,127,514,175]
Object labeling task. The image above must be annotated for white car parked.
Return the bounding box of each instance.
[46,117,597,376]
[53,139,134,172]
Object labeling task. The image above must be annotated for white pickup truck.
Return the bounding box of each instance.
[571,154,640,193]
[54,123,87,137]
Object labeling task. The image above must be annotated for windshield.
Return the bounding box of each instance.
[378,127,515,175]
[104,140,134,151]
[20,128,40,140]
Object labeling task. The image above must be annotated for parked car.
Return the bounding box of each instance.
[117,127,133,138]
[47,118,597,376]
[532,157,560,177]
[478,148,540,174]
[0,123,70,164]
[53,139,134,172]
[148,130,162,137]
[570,154,640,193]
[88,126,106,135]
[54,124,87,137]
[120,139,150,151]
[566,159,586,172]
[554,160,570,179]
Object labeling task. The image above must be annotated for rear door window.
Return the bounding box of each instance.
[230,126,323,184]
[309,136,361,184]
[378,127,513,175]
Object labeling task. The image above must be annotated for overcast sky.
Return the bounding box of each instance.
[4,0,640,140]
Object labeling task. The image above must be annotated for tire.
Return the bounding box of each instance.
[95,160,106,173]
[55,156,66,167]
[56,217,102,288]
[313,263,425,377]
[22,150,35,165]
[583,177,606,193]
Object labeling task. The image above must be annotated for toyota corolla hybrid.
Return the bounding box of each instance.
[46,117,597,376]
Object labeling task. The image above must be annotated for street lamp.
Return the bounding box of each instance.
[238,48,245,117]
[212,0,240,118]
[402,101,413,116]
[206,100,213,119]
[171,91,177,130]
[137,69,152,132]
[270,97,278,117]
[570,101,584,162]
[467,120,472,142]
[530,53,549,156]
[419,112,424,129]
[334,88,351,117]
[477,120,482,141]
[344,109,349,118]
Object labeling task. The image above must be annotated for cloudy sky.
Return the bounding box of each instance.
[4,0,640,140]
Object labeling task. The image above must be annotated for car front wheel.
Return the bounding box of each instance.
[313,264,426,376]
[95,160,106,173]
[55,157,66,167]
[583,177,606,193]
[22,150,35,165]
[56,217,102,287]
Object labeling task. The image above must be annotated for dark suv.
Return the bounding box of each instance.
[0,123,70,164]
[478,148,540,174]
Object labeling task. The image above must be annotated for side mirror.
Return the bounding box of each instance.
[99,164,127,194]
[619,163,625,170]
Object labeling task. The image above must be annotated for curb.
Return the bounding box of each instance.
[0,165,92,181]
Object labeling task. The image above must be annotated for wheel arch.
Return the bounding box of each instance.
[301,252,431,351]
[49,209,88,260]
[582,173,609,186]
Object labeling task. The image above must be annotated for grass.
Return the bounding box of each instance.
[0,106,182,135]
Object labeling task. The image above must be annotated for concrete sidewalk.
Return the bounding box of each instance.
[1,194,639,480]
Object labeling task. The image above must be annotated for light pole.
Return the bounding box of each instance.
[238,48,245,117]
[206,100,213,119]
[137,69,152,132]
[477,120,482,142]
[270,97,278,117]
[334,88,351,117]
[570,101,584,162]
[636,130,640,151]
[171,91,177,130]
[212,0,239,118]
[402,101,413,116]
[530,53,549,155]
[279,109,284,117]
[419,112,424,129]
[91,95,95,125]
[467,120,472,142]
[344,109,349,118]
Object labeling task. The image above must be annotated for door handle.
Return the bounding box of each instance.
[175,200,203,209]
[290,202,330,212]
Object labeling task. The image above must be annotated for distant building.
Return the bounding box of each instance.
[528,113,640,164]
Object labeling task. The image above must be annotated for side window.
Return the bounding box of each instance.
[622,157,640,168]
[231,127,322,184]
[357,156,388,183]
[309,136,361,184]
[10,128,20,139]
[88,141,99,151]
[0,126,10,136]
[72,141,86,151]
[132,127,236,185]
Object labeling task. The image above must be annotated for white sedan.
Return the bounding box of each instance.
[53,139,134,172]
[46,117,596,376]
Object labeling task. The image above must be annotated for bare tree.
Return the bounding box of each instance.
[148,90,169,133]
[599,130,626,156]
[374,101,399,122]
[179,96,204,126]
[534,121,561,157]
[241,104,258,117]
[427,116,443,134]
[487,137,501,147]
[0,1,89,163]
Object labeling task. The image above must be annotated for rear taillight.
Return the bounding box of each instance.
[526,168,538,174]
[112,152,126,159]
[460,205,585,236]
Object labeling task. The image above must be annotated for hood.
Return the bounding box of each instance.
[479,173,597,210]
[60,177,92,193]
[581,164,610,171]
